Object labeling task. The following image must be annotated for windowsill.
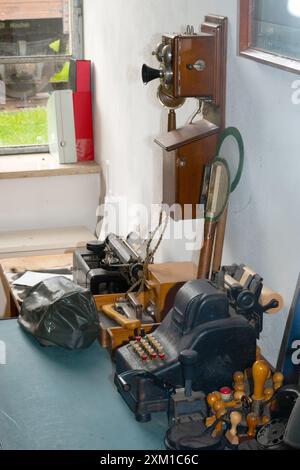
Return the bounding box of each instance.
[0,153,100,180]
[240,48,300,75]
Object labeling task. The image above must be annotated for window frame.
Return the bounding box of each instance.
[239,0,300,74]
[0,0,83,156]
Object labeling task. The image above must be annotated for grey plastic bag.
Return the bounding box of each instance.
[19,276,99,349]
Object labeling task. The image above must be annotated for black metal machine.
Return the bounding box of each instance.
[114,279,262,422]
[73,233,146,295]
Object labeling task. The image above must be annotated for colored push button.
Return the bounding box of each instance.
[151,352,157,360]
[141,353,148,361]
[220,387,232,402]
[159,353,165,360]
[135,336,142,343]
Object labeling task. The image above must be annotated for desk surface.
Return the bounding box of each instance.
[0,320,166,450]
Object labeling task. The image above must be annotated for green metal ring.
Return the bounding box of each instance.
[216,127,245,193]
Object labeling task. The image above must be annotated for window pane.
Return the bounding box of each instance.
[0,0,71,57]
[0,59,71,148]
[252,0,300,60]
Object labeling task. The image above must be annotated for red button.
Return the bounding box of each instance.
[151,353,157,360]
[135,336,142,343]
[141,354,148,361]
[220,387,232,395]
[159,353,165,360]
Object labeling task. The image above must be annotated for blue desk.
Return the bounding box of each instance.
[0,320,166,450]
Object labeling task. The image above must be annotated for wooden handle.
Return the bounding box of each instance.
[234,391,245,402]
[224,274,283,314]
[224,400,241,409]
[230,411,242,435]
[207,392,221,413]
[264,387,274,401]
[234,383,246,393]
[233,371,244,384]
[213,400,226,414]
[252,360,270,401]
[102,304,140,330]
[273,372,284,391]
[213,408,227,437]
[247,413,259,438]
[212,206,228,273]
[198,221,217,279]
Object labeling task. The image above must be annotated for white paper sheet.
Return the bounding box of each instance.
[12,271,73,288]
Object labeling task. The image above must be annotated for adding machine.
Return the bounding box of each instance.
[114,265,283,422]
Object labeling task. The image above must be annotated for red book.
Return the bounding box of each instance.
[73,91,94,161]
[73,60,91,92]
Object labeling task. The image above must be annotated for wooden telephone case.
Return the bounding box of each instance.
[161,33,217,100]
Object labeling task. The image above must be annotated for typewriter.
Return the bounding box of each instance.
[73,233,147,295]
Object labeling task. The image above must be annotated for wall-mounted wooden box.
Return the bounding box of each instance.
[162,33,216,99]
[155,120,220,219]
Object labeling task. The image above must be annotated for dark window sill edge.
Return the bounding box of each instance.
[0,145,49,157]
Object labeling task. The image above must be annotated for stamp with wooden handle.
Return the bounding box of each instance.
[207,392,222,411]
[102,304,141,330]
[212,408,227,438]
[252,360,270,401]
[233,371,244,385]
[206,393,217,427]
[225,411,242,446]
[273,372,284,391]
[234,382,246,393]
[261,387,274,424]
[213,399,226,415]
[252,360,271,418]
[247,412,259,439]
[206,392,222,427]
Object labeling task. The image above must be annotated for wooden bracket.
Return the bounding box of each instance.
[201,15,228,131]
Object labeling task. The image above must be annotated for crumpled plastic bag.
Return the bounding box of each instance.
[19,276,99,349]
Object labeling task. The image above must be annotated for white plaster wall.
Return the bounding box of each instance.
[0,172,100,316]
[84,0,300,365]
[0,174,100,233]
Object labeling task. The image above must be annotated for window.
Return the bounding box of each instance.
[0,0,83,155]
[240,0,300,74]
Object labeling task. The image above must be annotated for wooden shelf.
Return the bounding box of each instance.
[0,153,100,180]
[154,119,220,152]
[0,226,95,257]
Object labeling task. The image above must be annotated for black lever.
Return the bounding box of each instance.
[86,240,106,256]
[179,350,199,398]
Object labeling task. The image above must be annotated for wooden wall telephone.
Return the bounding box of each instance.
[142,15,228,220]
